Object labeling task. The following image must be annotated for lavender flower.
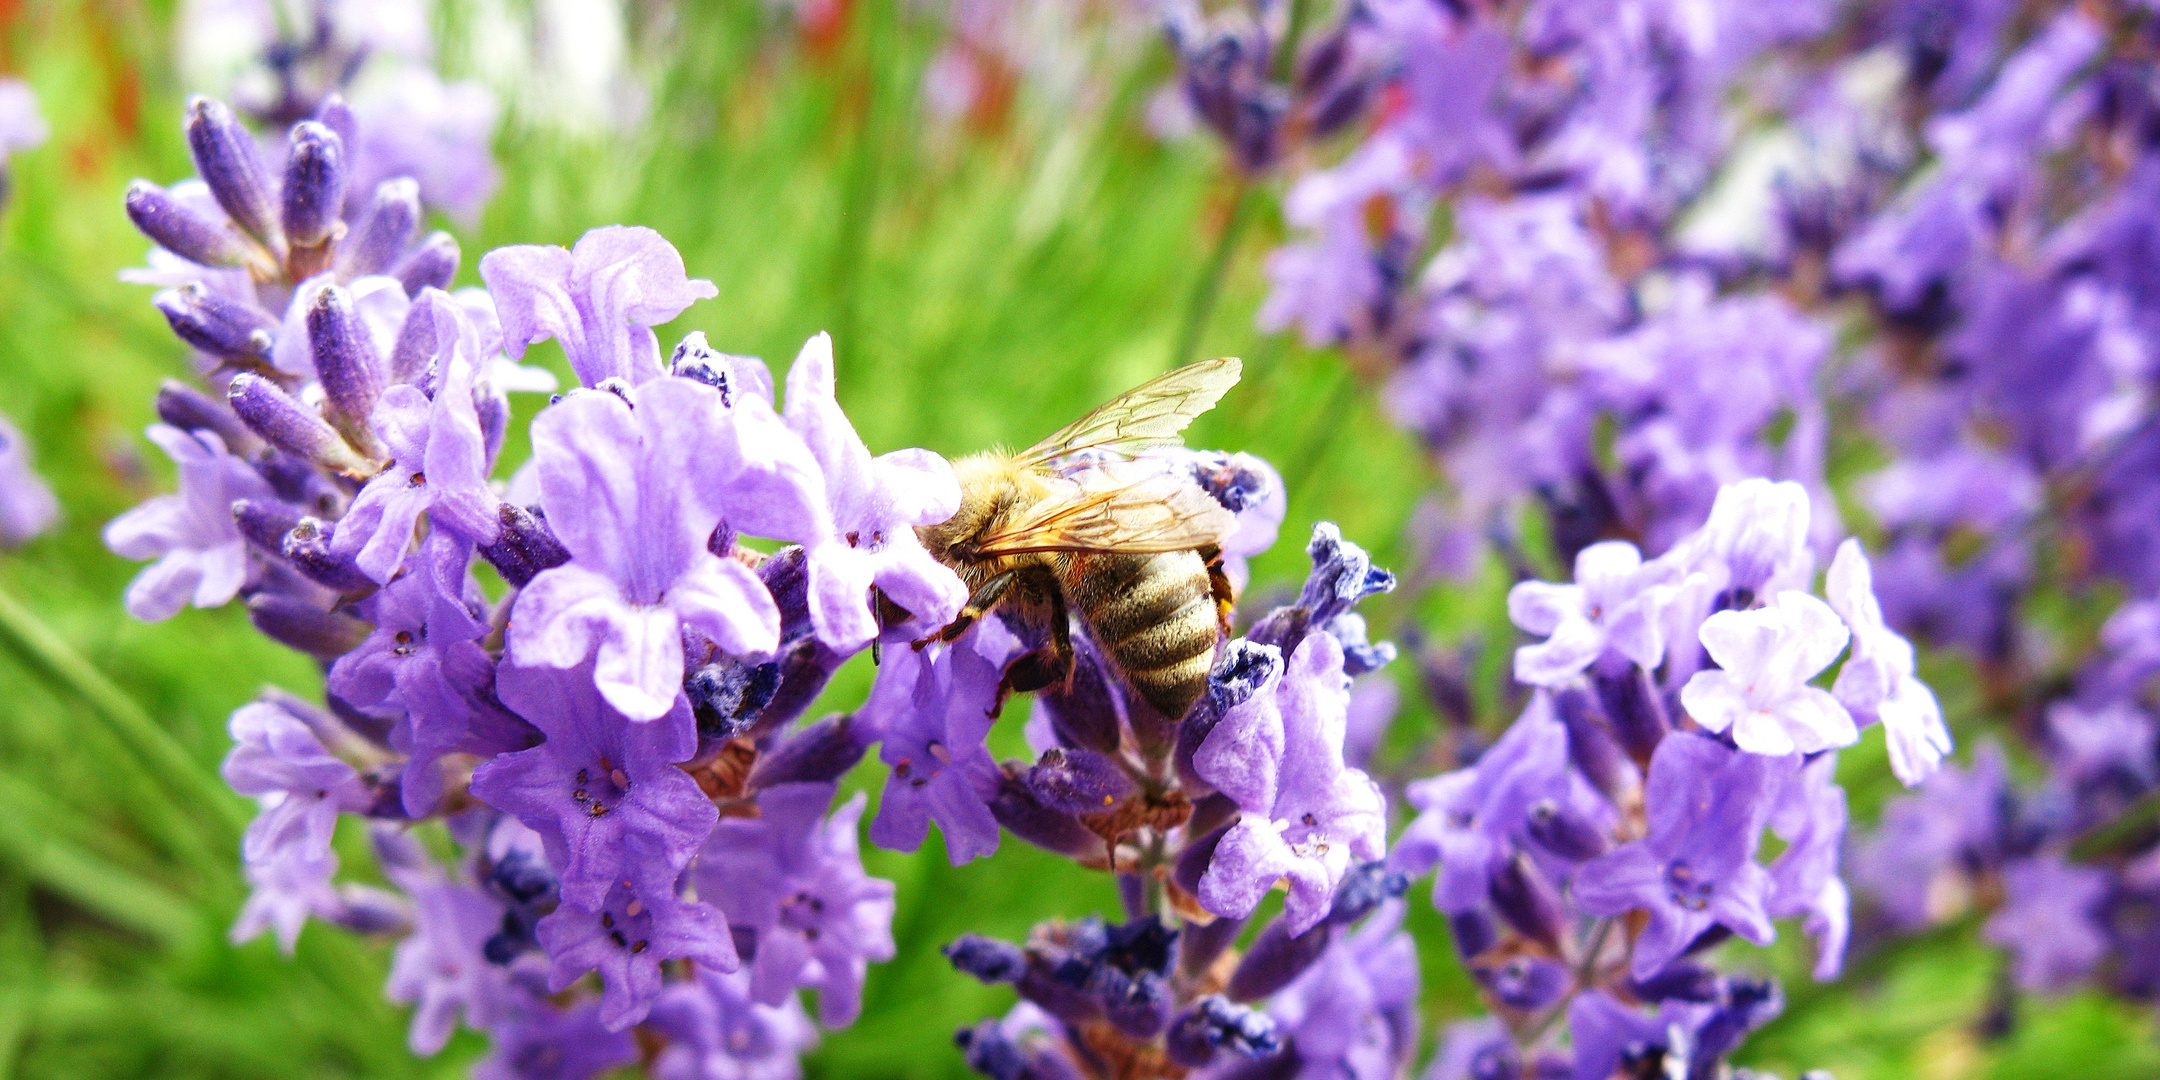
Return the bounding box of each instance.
[697,783,897,1027]
[1985,855,2111,993]
[1574,732,1795,981]
[1195,631,1387,936]
[866,622,1018,866]
[506,377,784,721]
[1680,591,1856,757]
[105,426,272,621]
[0,412,58,546]
[1506,541,1674,687]
[480,226,719,389]
[1825,538,1951,786]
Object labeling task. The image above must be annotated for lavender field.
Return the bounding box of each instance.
[0,2,2152,1078]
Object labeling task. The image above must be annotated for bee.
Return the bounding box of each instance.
[912,357,1245,723]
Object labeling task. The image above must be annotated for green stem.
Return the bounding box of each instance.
[2070,786,2160,860]
[0,587,247,837]
[1173,178,1256,367]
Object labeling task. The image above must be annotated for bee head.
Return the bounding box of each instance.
[916,452,1016,566]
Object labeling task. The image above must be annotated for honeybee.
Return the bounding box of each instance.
[913,357,1245,723]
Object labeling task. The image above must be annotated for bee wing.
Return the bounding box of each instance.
[1013,356,1242,469]
[971,470,1234,557]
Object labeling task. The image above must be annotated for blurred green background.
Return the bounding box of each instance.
[0,1,2154,1077]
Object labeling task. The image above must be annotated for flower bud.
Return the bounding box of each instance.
[1628,961,1721,1003]
[1326,861,1408,926]
[987,766,1104,860]
[388,288,457,387]
[1595,666,1671,760]
[282,516,374,592]
[327,884,411,935]
[185,97,281,250]
[230,498,302,554]
[226,373,373,474]
[1172,996,1282,1069]
[1692,976,1784,1067]
[1177,639,1282,792]
[944,934,1030,983]
[1177,912,1245,980]
[152,284,277,363]
[746,714,874,790]
[685,656,781,740]
[1026,748,1135,816]
[954,1020,1027,1080]
[1489,851,1569,953]
[1101,969,1172,1040]
[155,378,259,453]
[1450,909,1499,961]
[280,121,347,247]
[476,386,509,468]
[314,94,357,150]
[1527,798,1610,862]
[669,330,773,406]
[247,591,370,659]
[1554,684,1638,803]
[1475,955,1569,1011]
[393,231,460,296]
[338,177,419,278]
[477,503,568,587]
[307,285,386,455]
[125,180,259,270]
[1039,645,1124,754]
[1226,918,1331,1003]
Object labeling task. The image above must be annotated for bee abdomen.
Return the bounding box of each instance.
[1079,552,1219,720]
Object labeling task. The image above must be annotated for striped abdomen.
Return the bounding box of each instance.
[1066,550,1220,721]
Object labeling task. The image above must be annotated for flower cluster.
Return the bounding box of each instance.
[937,524,1410,1080]
[110,90,960,1075]
[107,73,1439,1075]
[1385,479,1932,1079]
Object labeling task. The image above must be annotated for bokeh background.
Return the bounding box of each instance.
[0,1,2151,1077]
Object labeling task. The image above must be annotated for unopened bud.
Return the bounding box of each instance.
[477,503,568,586]
[338,177,419,278]
[1527,798,1610,861]
[152,284,276,363]
[307,285,386,455]
[230,498,303,554]
[155,378,259,453]
[1489,850,1568,953]
[184,97,280,250]
[125,180,258,270]
[280,121,347,247]
[1226,918,1331,1003]
[226,372,371,474]
[392,232,460,296]
[247,590,369,658]
[282,516,374,592]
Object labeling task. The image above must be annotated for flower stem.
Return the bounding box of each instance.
[0,586,247,838]
[1173,177,1256,368]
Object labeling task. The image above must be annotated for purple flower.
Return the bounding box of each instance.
[1765,754,1850,981]
[777,332,966,652]
[1851,742,2011,930]
[1260,901,1419,1080]
[1984,855,2110,992]
[0,411,56,545]
[331,296,500,582]
[1507,540,1674,686]
[222,698,373,873]
[507,377,784,721]
[1670,478,1819,601]
[535,880,738,1031]
[473,997,638,1080]
[327,532,505,815]
[1391,692,1601,914]
[1574,732,1796,980]
[468,661,717,909]
[480,226,717,388]
[1422,1016,1516,1080]
[231,840,344,953]
[388,882,514,1055]
[1825,538,1951,786]
[1566,989,1692,1080]
[104,425,273,621]
[1681,591,1856,756]
[646,967,819,1080]
[866,622,1020,865]
[698,782,896,1027]
[1196,632,1387,935]
[2048,700,2158,790]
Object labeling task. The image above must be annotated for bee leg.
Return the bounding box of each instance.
[1204,551,1236,638]
[913,570,1016,650]
[1046,580,1078,695]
